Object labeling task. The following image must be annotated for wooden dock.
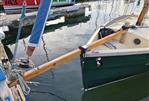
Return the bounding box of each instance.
[0,4,90,28]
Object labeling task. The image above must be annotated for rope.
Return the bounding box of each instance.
[17,73,31,95]
[12,1,26,66]
[134,25,149,28]
[8,69,31,95]
[124,25,149,29]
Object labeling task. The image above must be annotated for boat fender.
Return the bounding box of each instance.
[98,27,115,39]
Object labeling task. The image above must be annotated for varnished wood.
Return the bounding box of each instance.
[136,0,149,25]
[8,29,127,87]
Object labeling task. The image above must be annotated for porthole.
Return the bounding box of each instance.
[133,38,141,45]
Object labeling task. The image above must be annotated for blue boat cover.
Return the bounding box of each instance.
[0,67,6,81]
[28,0,52,47]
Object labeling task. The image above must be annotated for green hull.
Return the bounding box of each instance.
[82,71,149,101]
[81,54,149,100]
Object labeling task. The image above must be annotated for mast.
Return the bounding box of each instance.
[136,0,149,25]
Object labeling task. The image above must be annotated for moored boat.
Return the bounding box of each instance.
[81,0,149,100]
[81,15,149,101]
[0,0,75,14]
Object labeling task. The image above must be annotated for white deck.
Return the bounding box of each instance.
[86,15,149,57]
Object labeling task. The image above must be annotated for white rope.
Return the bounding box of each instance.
[135,25,149,28]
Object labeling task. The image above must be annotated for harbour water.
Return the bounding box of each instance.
[2,0,145,101]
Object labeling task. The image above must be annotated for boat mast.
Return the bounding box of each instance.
[136,0,149,25]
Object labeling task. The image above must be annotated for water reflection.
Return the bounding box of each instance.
[2,13,91,70]
[41,36,55,79]
[2,15,90,46]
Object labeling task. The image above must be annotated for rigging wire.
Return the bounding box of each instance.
[17,73,31,95]
[12,1,26,65]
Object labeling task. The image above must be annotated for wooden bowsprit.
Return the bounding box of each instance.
[8,29,128,87]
